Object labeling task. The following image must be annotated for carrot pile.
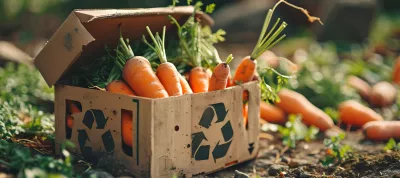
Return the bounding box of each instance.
[63,0,400,149]
[64,4,243,147]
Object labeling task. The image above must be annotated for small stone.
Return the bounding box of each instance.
[84,169,114,178]
[281,156,291,163]
[268,164,288,176]
[234,170,250,178]
[255,159,274,168]
[299,172,314,178]
[288,159,309,168]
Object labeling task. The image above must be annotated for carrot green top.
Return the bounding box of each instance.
[250,0,323,61]
[142,26,168,64]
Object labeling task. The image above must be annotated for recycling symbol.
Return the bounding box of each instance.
[77,109,115,155]
[191,103,234,162]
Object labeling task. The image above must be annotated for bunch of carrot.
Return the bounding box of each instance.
[66,13,236,147]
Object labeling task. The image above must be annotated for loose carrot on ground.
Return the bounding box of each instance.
[105,80,136,96]
[117,31,168,98]
[233,0,322,85]
[105,80,135,147]
[347,76,371,100]
[179,74,193,94]
[338,100,383,127]
[363,121,400,141]
[392,56,400,85]
[143,26,182,96]
[260,101,286,124]
[369,81,397,107]
[276,89,334,131]
[208,54,233,91]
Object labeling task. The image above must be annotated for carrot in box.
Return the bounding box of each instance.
[169,3,224,93]
[208,54,233,92]
[142,26,183,96]
[233,0,323,85]
[118,35,169,98]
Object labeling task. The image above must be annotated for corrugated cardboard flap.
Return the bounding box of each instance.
[34,6,213,87]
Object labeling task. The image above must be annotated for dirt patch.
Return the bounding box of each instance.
[203,132,400,178]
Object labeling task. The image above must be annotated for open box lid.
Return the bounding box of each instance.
[34,6,213,87]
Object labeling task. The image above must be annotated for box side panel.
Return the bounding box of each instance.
[187,82,260,176]
[188,88,238,175]
[237,82,260,161]
[55,85,152,177]
[151,95,192,178]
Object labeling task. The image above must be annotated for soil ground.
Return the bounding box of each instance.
[201,131,400,178]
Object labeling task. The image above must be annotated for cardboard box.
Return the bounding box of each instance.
[34,6,260,177]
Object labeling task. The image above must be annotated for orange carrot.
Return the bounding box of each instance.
[243,104,249,127]
[392,56,400,84]
[143,26,182,96]
[363,121,400,141]
[347,76,371,100]
[66,100,81,129]
[338,100,383,127]
[189,66,210,93]
[179,74,193,94]
[169,15,210,93]
[123,56,168,98]
[369,81,397,107]
[260,101,286,124]
[276,89,334,131]
[68,100,81,114]
[66,115,74,129]
[105,80,135,147]
[156,62,182,96]
[233,56,256,85]
[121,110,133,147]
[117,28,168,99]
[106,80,136,96]
[209,55,233,91]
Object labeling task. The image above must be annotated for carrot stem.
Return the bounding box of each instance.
[119,28,134,58]
[143,26,168,63]
[250,0,322,61]
[226,54,233,64]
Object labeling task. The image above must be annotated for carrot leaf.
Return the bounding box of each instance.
[225,54,233,64]
[251,0,322,61]
[143,26,168,64]
[171,0,179,7]
[205,3,216,14]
